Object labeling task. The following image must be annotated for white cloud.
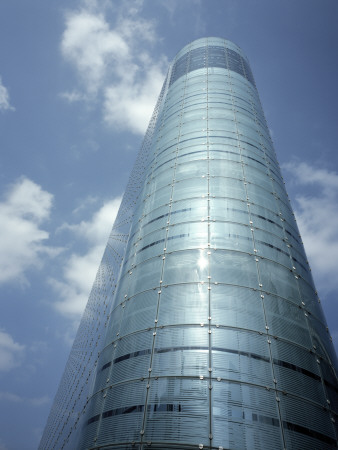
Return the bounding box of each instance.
[60,1,167,134]
[283,161,338,194]
[62,197,121,243]
[50,246,103,317]
[61,10,129,94]
[0,330,25,372]
[0,177,60,285]
[282,161,338,294]
[0,391,49,406]
[103,60,166,134]
[51,198,121,318]
[0,76,14,112]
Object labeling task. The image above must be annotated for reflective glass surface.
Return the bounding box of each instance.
[40,37,338,450]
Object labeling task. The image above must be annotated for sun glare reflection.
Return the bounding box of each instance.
[197,250,208,270]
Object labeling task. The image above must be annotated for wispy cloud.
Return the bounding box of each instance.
[59,90,87,103]
[0,177,61,285]
[284,161,338,194]
[0,76,14,112]
[0,391,49,406]
[158,0,205,34]
[72,195,98,214]
[50,197,121,318]
[0,439,8,450]
[0,330,25,372]
[60,0,167,134]
[282,161,338,295]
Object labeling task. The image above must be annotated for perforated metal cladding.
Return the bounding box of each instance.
[38,67,171,450]
[41,38,338,450]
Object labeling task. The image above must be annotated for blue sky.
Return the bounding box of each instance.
[0,0,337,448]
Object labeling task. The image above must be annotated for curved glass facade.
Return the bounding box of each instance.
[40,38,338,450]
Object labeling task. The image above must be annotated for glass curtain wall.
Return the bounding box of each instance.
[43,37,338,450]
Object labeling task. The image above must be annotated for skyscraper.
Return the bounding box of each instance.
[40,37,338,449]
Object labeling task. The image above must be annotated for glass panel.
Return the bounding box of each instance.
[210,177,246,201]
[212,382,282,450]
[172,177,208,201]
[157,284,209,326]
[212,327,272,385]
[166,222,208,252]
[152,326,209,377]
[119,290,158,337]
[211,284,265,332]
[209,159,243,178]
[169,198,208,225]
[144,377,209,445]
[259,259,300,303]
[210,197,249,223]
[162,250,209,285]
[128,257,163,295]
[175,160,208,180]
[264,294,312,346]
[210,251,258,288]
[210,222,253,253]
[94,381,147,447]
[280,395,336,450]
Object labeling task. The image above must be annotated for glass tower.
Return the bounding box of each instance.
[40,38,338,450]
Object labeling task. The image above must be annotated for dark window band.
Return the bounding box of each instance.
[252,413,279,427]
[129,208,192,242]
[136,230,294,264]
[100,345,322,384]
[87,403,182,426]
[172,206,299,250]
[151,135,270,169]
[169,46,255,87]
[256,239,290,257]
[150,132,278,171]
[135,203,300,249]
[152,146,283,189]
[164,94,266,130]
[86,405,336,446]
[276,360,320,381]
[87,414,100,425]
[148,208,192,225]
[137,234,189,254]
[126,224,305,278]
[101,362,111,371]
[283,421,337,446]
[325,379,338,394]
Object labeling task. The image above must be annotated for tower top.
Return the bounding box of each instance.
[173,37,247,63]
